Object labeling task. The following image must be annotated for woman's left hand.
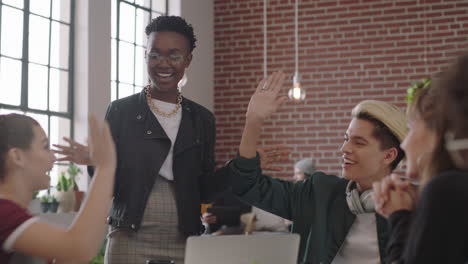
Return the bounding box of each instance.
[373,175,418,218]
[376,188,415,218]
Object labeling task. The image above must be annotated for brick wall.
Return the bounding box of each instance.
[213,0,468,178]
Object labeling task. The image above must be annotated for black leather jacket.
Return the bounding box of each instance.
[90,90,230,236]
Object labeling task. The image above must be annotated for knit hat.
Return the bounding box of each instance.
[294,158,316,176]
[352,100,407,144]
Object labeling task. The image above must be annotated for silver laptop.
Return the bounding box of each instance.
[185,233,300,264]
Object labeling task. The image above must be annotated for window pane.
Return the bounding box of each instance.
[135,0,147,7]
[111,81,117,102]
[49,68,68,112]
[0,57,22,106]
[151,0,166,13]
[118,41,135,84]
[135,85,144,94]
[135,9,150,46]
[119,2,136,43]
[111,39,116,81]
[2,0,23,9]
[151,12,161,19]
[135,46,146,87]
[29,15,50,65]
[48,164,68,188]
[50,116,70,155]
[30,0,51,17]
[50,21,70,69]
[1,6,24,58]
[28,63,48,110]
[52,0,70,23]
[111,0,117,38]
[0,108,23,115]
[26,112,49,136]
[118,83,134,99]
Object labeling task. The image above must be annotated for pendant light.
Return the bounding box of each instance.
[288,0,306,101]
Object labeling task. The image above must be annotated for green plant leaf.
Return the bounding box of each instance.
[406,78,431,105]
[40,195,50,202]
[57,172,70,192]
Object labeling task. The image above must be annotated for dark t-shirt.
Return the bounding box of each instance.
[387,170,468,263]
[0,198,36,264]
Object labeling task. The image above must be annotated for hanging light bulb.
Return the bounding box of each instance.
[289,72,305,100]
[288,0,305,101]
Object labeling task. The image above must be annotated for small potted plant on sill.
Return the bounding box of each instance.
[67,163,85,211]
[49,196,59,213]
[56,171,76,213]
[40,194,50,213]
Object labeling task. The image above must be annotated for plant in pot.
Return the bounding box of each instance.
[67,163,85,211]
[49,195,60,213]
[40,194,50,213]
[56,171,76,213]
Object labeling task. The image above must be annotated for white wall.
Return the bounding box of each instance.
[179,0,214,111]
[74,0,112,190]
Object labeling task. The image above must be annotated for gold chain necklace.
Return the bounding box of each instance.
[145,86,182,118]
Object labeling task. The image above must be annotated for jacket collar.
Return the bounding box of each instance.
[135,88,197,154]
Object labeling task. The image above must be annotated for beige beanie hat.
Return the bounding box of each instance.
[351,100,408,143]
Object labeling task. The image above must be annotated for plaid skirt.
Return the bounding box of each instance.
[105,175,186,264]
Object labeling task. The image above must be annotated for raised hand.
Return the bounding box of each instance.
[240,71,288,159]
[258,145,291,171]
[53,137,93,165]
[87,115,116,171]
[246,71,288,122]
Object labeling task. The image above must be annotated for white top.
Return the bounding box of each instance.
[149,98,182,181]
[331,213,380,264]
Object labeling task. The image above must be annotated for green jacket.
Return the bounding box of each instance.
[230,155,389,264]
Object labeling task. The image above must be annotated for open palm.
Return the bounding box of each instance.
[246,71,288,121]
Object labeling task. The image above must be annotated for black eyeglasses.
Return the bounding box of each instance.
[146,52,185,66]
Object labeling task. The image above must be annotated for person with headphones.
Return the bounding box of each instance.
[229,71,407,264]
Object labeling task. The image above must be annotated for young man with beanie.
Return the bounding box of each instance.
[229,71,407,264]
[293,157,316,182]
